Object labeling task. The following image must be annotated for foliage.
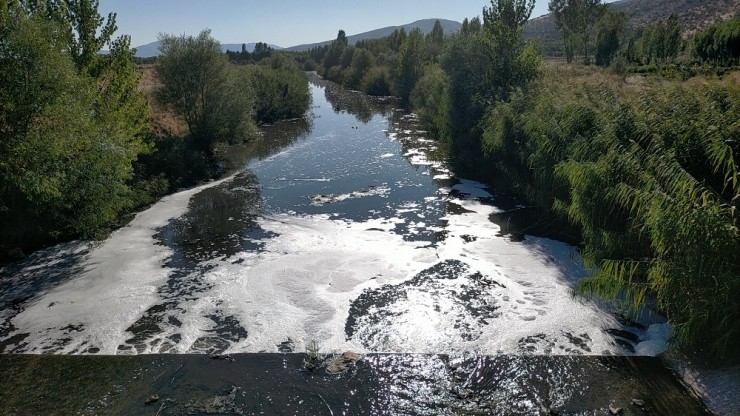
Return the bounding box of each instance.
[0,2,149,251]
[225,41,274,63]
[249,53,311,124]
[693,18,740,66]
[360,66,392,96]
[624,14,682,65]
[397,28,426,106]
[410,64,451,139]
[442,0,540,174]
[549,0,605,63]
[155,30,256,152]
[594,10,626,67]
[481,69,740,357]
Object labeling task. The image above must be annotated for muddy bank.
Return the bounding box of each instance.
[0,353,709,415]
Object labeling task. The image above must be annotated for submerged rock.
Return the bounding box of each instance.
[144,394,159,405]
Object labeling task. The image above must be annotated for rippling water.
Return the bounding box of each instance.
[1,75,661,358]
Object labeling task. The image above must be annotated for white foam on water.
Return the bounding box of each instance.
[452,180,493,199]
[309,186,391,206]
[4,180,628,355]
[4,176,236,354]
[635,323,672,356]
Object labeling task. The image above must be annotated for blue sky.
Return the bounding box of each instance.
[99,0,614,48]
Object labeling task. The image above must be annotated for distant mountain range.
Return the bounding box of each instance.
[131,18,461,57]
[283,18,462,52]
[132,42,283,58]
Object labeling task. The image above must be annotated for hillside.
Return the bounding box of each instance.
[132,41,283,58]
[523,0,740,56]
[283,18,461,52]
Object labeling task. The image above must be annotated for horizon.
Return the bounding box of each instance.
[99,0,619,49]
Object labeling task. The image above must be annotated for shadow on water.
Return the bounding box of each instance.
[119,171,277,354]
[309,72,395,123]
[0,353,711,415]
[220,116,312,173]
[0,242,90,353]
[120,116,315,354]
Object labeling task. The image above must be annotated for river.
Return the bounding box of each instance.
[0,75,717,415]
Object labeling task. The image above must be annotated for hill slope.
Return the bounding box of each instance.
[283,18,461,52]
[523,0,740,56]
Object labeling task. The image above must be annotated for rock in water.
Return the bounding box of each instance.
[145,394,160,405]
[609,404,622,414]
[326,351,362,374]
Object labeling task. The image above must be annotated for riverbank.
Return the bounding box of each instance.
[0,353,710,415]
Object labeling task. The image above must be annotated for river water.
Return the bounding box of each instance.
[0,76,667,358]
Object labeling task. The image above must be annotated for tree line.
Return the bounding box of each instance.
[693,18,740,66]
[0,1,310,261]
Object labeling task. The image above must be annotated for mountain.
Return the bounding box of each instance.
[132,41,283,58]
[283,18,462,52]
[523,0,740,56]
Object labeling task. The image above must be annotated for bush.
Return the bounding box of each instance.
[156,30,258,152]
[360,66,392,96]
[249,54,311,124]
[410,64,451,138]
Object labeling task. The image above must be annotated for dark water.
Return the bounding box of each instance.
[0,353,711,415]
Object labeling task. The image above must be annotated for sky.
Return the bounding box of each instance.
[99,0,616,48]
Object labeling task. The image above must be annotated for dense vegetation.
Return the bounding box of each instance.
[484,70,739,357]
[1,1,149,250]
[693,18,740,66]
[0,1,309,261]
[299,0,739,357]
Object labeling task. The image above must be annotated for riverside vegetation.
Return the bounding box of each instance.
[0,1,309,260]
[298,0,739,358]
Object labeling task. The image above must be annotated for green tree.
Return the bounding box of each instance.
[443,0,539,174]
[249,54,310,123]
[594,10,626,66]
[156,30,254,152]
[348,48,375,89]
[693,18,740,65]
[411,64,451,139]
[469,16,482,34]
[336,29,348,47]
[461,17,470,36]
[427,19,445,60]
[664,14,681,62]
[0,6,149,245]
[61,0,118,74]
[397,28,425,106]
[482,0,536,96]
[323,30,348,71]
[549,0,604,63]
